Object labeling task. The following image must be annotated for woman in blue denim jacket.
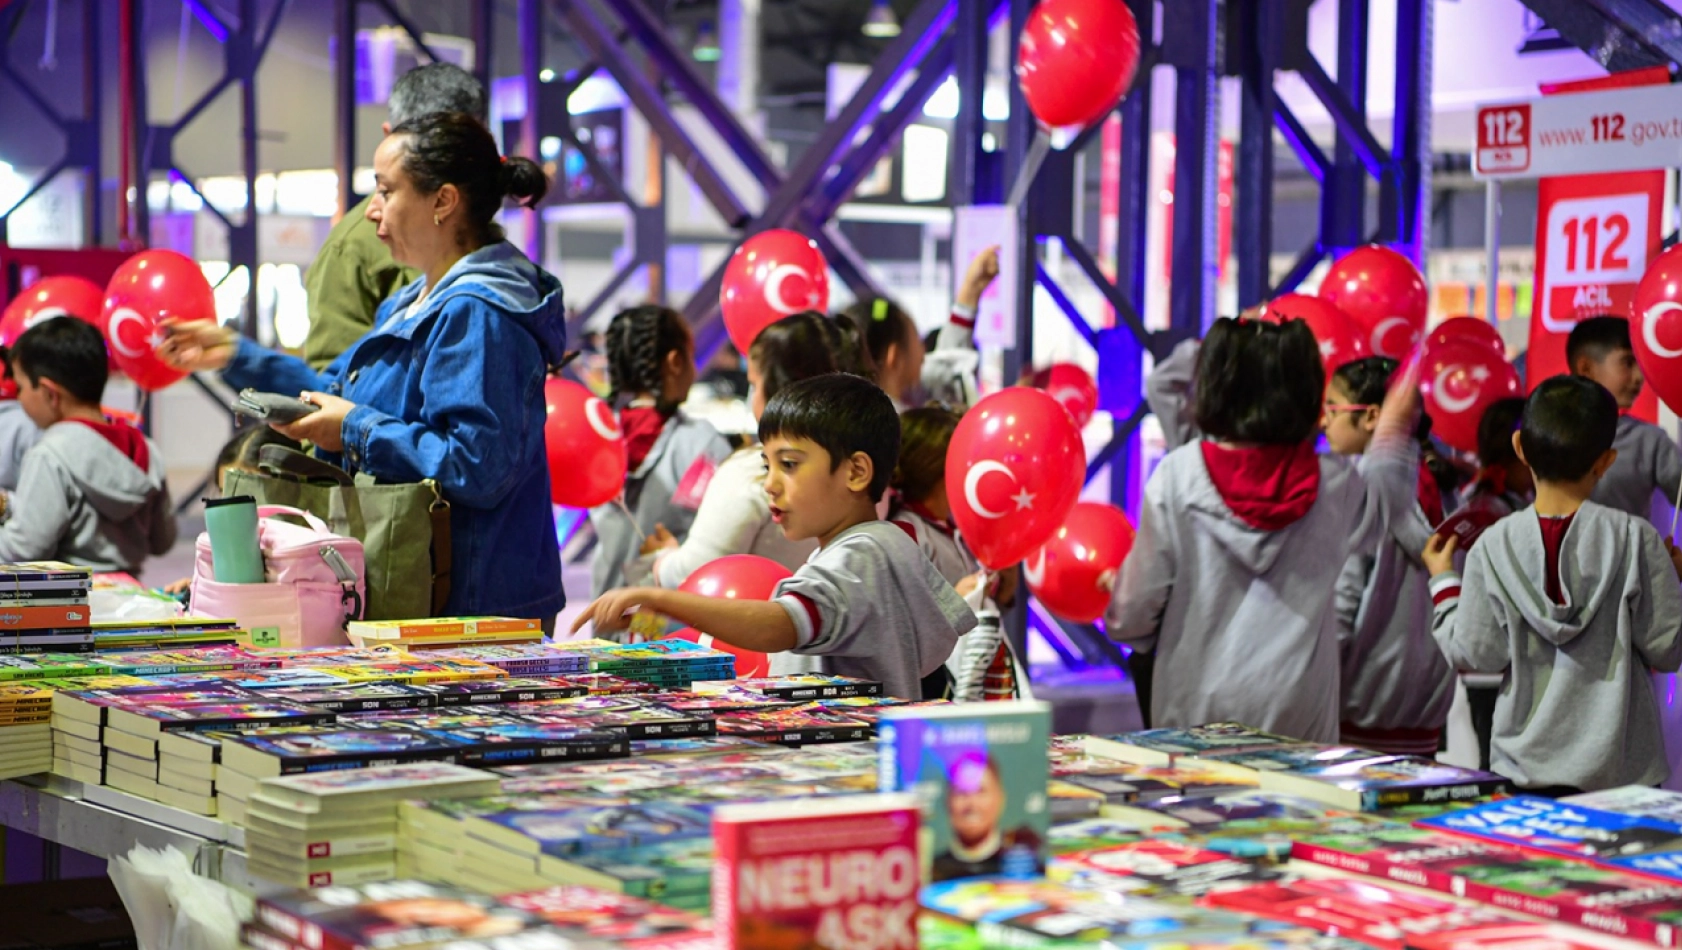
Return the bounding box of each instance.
[159,112,567,623]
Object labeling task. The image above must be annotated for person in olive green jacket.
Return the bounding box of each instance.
[302,63,487,370]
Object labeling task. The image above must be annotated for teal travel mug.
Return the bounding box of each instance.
[203,496,265,583]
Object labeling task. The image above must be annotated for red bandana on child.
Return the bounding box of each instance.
[1199,440,1321,530]
[619,406,667,473]
[1416,463,1445,527]
[69,417,150,471]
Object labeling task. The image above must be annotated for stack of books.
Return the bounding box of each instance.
[422,643,589,676]
[0,562,93,654]
[345,616,544,649]
[498,886,713,949]
[92,618,242,650]
[245,880,542,949]
[573,639,736,689]
[0,682,52,778]
[244,763,498,888]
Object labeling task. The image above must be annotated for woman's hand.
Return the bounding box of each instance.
[275,392,356,452]
[156,319,239,372]
[1423,531,1459,577]
[957,246,1001,309]
[640,523,679,557]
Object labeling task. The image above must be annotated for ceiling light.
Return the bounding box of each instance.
[862,0,900,38]
[692,20,721,62]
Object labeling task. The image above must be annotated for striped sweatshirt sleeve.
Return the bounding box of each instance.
[1428,550,1510,674]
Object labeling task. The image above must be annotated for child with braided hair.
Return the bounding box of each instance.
[585,305,732,597]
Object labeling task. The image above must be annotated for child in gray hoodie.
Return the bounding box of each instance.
[1426,376,1682,794]
[1568,316,1681,524]
[0,318,175,573]
[1108,317,1422,742]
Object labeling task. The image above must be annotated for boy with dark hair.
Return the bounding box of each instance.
[1567,315,1682,522]
[0,317,175,572]
[573,373,976,699]
[1425,376,1682,794]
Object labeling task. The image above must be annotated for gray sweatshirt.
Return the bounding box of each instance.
[774,521,978,700]
[1145,338,1203,452]
[1107,428,1419,742]
[1589,415,1682,523]
[1430,503,1682,790]
[1335,464,1455,736]
[0,422,176,573]
[0,401,41,493]
[585,411,732,597]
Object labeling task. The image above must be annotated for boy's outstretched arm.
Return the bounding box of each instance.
[570,588,798,653]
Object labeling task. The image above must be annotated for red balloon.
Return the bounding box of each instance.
[1024,502,1134,623]
[1632,243,1682,415]
[1424,317,1506,360]
[1018,0,1141,131]
[719,230,829,354]
[1419,338,1522,454]
[1258,293,1370,378]
[676,554,792,679]
[1,276,106,348]
[946,388,1085,571]
[543,378,627,508]
[667,627,769,679]
[1318,245,1428,359]
[1030,363,1098,428]
[102,250,215,391]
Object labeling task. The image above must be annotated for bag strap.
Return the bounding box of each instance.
[429,483,453,615]
[256,505,331,534]
[258,445,355,486]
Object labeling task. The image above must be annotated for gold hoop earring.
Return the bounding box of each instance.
[433,215,441,227]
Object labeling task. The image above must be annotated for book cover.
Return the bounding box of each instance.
[1188,745,1394,773]
[1407,922,1632,950]
[920,877,1259,945]
[715,706,874,746]
[470,801,713,857]
[498,886,711,948]
[107,700,337,736]
[414,722,629,765]
[640,687,797,714]
[713,794,920,950]
[514,704,716,740]
[0,604,91,630]
[254,880,540,950]
[540,839,715,910]
[258,683,438,713]
[1051,839,1286,899]
[1052,761,1258,805]
[1566,787,1682,826]
[1420,796,1682,865]
[346,616,543,640]
[878,700,1051,882]
[1083,723,1306,766]
[0,653,109,681]
[709,674,883,701]
[559,673,660,696]
[252,761,501,810]
[1107,792,1393,861]
[1293,825,1682,947]
[222,728,466,776]
[415,678,589,707]
[1202,878,1523,950]
[1258,755,1511,811]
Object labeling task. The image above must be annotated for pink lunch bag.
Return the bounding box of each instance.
[190,505,366,648]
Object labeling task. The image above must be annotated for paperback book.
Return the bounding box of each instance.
[1419,796,1682,876]
[220,727,466,777]
[256,683,437,713]
[1256,755,1511,811]
[705,674,883,701]
[1050,839,1286,899]
[878,700,1052,881]
[920,877,1263,947]
[498,886,711,949]
[250,761,501,812]
[712,793,920,950]
[415,678,589,707]
[254,880,540,950]
[106,700,338,737]
[466,801,713,857]
[1083,723,1307,767]
[536,838,715,910]
[413,722,629,765]
[1203,878,1525,950]
[713,706,874,745]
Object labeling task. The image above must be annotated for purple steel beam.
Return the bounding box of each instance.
[554,0,753,226]
[368,0,442,63]
[1297,57,1387,178]
[1273,101,1329,183]
[1271,241,1327,297]
[1035,262,1100,350]
[183,0,230,43]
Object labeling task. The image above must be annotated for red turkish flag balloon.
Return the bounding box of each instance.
[1024,501,1134,623]
[675,554,791,679]
[1259,293,1370,378]
[1425,317,1506,360]
[1,276,106,347]
[1319,245,1428,359]
[1633,243,1682,415]
[102,250,214,391]
[945,387,1085,571]
[543,378,627,508]
[1017,0,1141,132]
[1419,338,1522,454]
[1030,363,1098,428]
[719,229,829,354]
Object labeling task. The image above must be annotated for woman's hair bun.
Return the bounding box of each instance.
[500,156,549,209]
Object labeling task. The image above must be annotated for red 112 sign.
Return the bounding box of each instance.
[1539,191,1651,332]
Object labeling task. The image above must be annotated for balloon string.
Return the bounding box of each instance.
[614,496,646,544]
[1006,129,1051,209]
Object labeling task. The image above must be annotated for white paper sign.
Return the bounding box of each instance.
[952,204,1019,349]
[1476,84,1682,179]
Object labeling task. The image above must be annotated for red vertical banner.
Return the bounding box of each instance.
[1528,69,1668,423]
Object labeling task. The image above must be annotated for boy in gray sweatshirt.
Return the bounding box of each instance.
[0,318,176,573]
[573,373,976,700]
[1568,316,1681,524]
[1426,376,1682,794]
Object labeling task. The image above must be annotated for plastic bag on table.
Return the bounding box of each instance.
[91,587,187,623]
[108,844,250,950]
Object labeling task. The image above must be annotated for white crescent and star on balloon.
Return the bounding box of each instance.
[1023,549,1047,588]
[1431,365,1481,415]
[1641,302,1682,360]
[961,460,1036,520]
[584,398,624,441]
[762,264,821,316]
[105,308,152,359]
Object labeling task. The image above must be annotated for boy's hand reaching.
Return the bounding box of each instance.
[957,246,1001,309]
[1423,532,1459,577]
[640,524,678,557]
[571,588,659,635]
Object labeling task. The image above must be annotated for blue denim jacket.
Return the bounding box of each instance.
[222,241,567,620]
